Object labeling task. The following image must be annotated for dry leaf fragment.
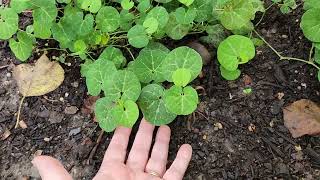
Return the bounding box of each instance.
[1,128,11,140]
[81,96,100,115]
[18,120,28,129]
[13,54,64,97]
[283,99,320,138]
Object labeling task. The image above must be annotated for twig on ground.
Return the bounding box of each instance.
[87,130,104,165]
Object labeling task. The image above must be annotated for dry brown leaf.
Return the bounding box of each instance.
[283,99,320,138]
[1,128,11,140]
[13,54,64,97]
[81,96,100,115]
[18,120,28,129]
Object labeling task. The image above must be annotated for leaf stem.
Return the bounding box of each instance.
[309,43,314,62]
[15,96,26,129]
[253,30,320,70]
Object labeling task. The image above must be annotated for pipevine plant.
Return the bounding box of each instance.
[1,0,267,132]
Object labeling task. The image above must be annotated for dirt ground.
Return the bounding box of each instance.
[1,1,320,179]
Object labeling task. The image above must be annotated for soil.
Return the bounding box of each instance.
[1,1,320,179]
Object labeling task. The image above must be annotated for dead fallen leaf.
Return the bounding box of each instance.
[18,120,28,129]
[81,96,100,115]
[34,150,43,156]
[187,41,211,65]
[243,75,253,86]
[283,99,320,138]
[13,54,64,97]
[1,128,11,140]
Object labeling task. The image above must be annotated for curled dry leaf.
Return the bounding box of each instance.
[13,54,64,97]
[187,41,211,65]
[1,128,11,140]
[283,99,320,138]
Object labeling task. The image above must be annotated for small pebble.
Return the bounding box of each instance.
[65,92,69,97]
[59,97,64,102]
[71,82,79,88]
[44,137,50,142]
[202,134,207,140]
[6,73,11,78]
[64,106,78,115]
[301,83,307,88]
[69,127,81,136]
[281,35,288,38]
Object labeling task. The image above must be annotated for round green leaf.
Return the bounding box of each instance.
[217,0,255,30]
[78,0,101,13]
[74,40,87,53]
[172,68,192,87]
[138,84,177,125]
[10,0,33,13]
[103,70,141,101]
[111,100,139,128]
[162,46,203,82]
[146,6,169,28]
[128,25,149,48]
[301,8,320,42]
[137,0,151,12]
[140,42,170,54]
[164,85,199,115]
[0,7,19,40]
[174,7,197,25]
[120,10,135,31]
[178,0,194,6]
[130,48,168,83]
[143,17,159,34]
[165,13,191,40]
[9,31,34,61]
[96,6,120,32]
[318,70,320,82]
[217,35,255,71]
[86,59,117,96]
[154,0,173,3]
[219,66,241,81]
[121,0,134,10]
[99,46,126,68]
[95,97,118,132]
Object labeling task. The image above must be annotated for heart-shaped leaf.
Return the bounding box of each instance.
[138,84,177,125]
[13,54,64,97]
[103,70,141,101]
[77,0,101,13]
[0,7,19,40]
[85,59,117,96]
[143,17,159,34]
[30,0,58,38]
[96,6,120,32]
[9,31,35,61]
[174,7,197,25]
[130,48,167,83]
[178,0,194,6]
[165,13,191,40]
[99,46,126,69]
[95,97,118,132]
[121,0,134,10]
[128,25,149,48]
[161,46,202,82]
[217,35,255,71]
[164,85,199,115]
[219,66,241,80]
[111,100,139,128]
[146,6,169,28]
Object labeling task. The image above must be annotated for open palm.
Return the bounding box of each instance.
[32,119,192,180]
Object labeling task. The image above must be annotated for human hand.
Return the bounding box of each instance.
[32,119,192,180]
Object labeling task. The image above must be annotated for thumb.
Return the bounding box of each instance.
[32,155,73,180]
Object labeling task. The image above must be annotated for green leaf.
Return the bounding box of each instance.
[217,0,255,30]
[140,41,170,54]
[217,35,255,71]
[219,66,241,80]
[154,0,173,4]
[121,0,134,10]
[304,0,320,10]
[103,70,141,101]
[99,46,126,69]
[80,59,93,77]
[172,68,191,87]
[318,70,320,82]
[0,7,19,40]
[111,100,139,128]
[164,85,199,115]
[73,39,87,53]
[165,13,191,40]
[300,8,320,42]
[120,10,135,31]
[178,0,194,6]
[30,0,58,38]
[146,6,169,28]
[10,0,33,13]
[143,17,159,34]
[95,97,118,132]
[162,46,203,82]
[77,0,101,13]
[137,0,151,12]
[128,25,149,48]
[174,7,197,25]
[56,0,72,3]
[130,48,167,83]
[190,0,215,22]
[86,59,117,96]
[78,14,94,37]
[9,31,34,61]
[138,84,177,125]
[96,6,120,33]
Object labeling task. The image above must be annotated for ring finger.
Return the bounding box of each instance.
[145,125,171,177]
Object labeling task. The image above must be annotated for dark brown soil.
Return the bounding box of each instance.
[1,1,320,179]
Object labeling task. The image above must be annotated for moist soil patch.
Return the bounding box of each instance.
[1,1,320,179]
